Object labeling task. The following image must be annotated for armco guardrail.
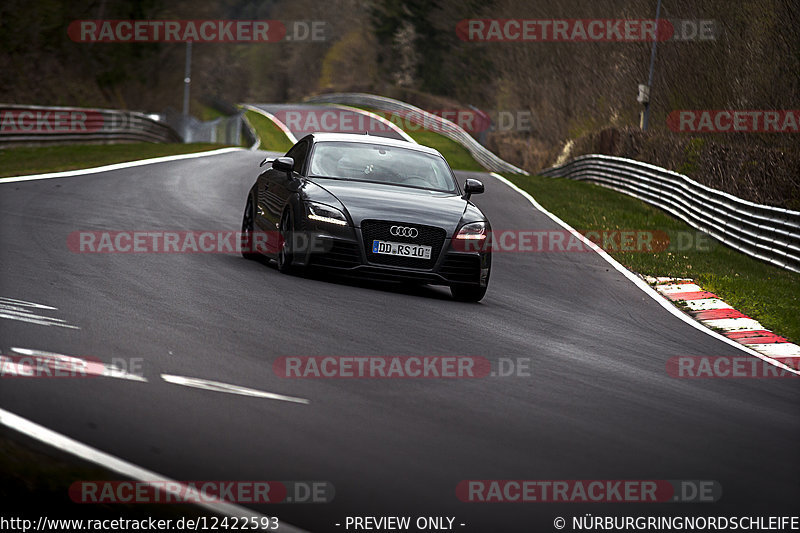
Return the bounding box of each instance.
[304,93,528,175]
[0,104,181,146]
[541,154,800,273]
[165,110,244,146]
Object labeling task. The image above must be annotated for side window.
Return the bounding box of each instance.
[285,141,309,175]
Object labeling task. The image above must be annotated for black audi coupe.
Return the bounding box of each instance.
[240,132,491,302]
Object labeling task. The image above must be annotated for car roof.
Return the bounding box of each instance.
[305,132,443,157]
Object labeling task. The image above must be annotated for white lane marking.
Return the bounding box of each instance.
[0,303,65,316]
[0,297,57,310]
[0,308,70,322]
[746,343,800,358]
[683,298,734,311]
[0,408,308,533]
[326,104,418,144]
[241,104,299,144]
[488,172,800,376]
[160,374,310,404]
[0,297,79,329]
[0,147,242,184]
[0,313,79,329]
[7,347,147,382]
[703,318,764,331]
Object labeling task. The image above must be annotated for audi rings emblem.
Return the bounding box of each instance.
[390,226,418,238]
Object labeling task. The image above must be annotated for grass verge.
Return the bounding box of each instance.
[504,173,800,343]
[243,110,294,153]
[402,127,485,172]
[0,143,226,178]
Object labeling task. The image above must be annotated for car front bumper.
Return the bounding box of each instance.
[297,230,490,287]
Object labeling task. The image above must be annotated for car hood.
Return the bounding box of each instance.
[308,178,473,234]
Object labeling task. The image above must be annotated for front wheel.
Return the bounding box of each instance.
[277,210,298,274]
[450,284,487,302]
[241,198,258,260]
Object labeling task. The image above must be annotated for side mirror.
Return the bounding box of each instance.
[259,157,274,167]
[272,156,295,177]
[463,179,484,200]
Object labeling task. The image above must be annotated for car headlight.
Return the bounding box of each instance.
[306,202,348,226]
[455,221,487,240]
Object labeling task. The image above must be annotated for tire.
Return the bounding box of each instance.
[241,198,258,260]
[276,210,297,274]
[450,284,487,302]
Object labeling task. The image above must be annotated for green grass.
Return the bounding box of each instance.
[0,143,225,178]
[403,128,485,172]
[243,110,294,153]
[505,173,800,343]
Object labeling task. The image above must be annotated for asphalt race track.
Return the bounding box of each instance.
[1,149,798,532]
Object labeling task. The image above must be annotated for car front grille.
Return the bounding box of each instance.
[361,220,446,270]
[308,240,362,269]
[439,254,481,283]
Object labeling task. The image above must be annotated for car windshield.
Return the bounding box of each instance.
[308,141,458,193]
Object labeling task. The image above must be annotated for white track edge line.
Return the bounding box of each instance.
[1,147,243,183]
[0,407,309,533]
[489,172,800,376]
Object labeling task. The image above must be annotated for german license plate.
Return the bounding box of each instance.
[372,240,432,259]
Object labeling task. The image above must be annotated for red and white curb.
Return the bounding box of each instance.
[647,276,800,370]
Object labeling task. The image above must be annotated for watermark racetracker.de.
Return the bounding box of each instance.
[667,356,799,377]
[0,348,143,379]
[69,480,334,504]
[273,356,533,379]
[277,107,535,135]
[667,110,800,133]
[456,19,717,42]
[457,479,722,503]
[66,229,716,254]
[67,19,327,43]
